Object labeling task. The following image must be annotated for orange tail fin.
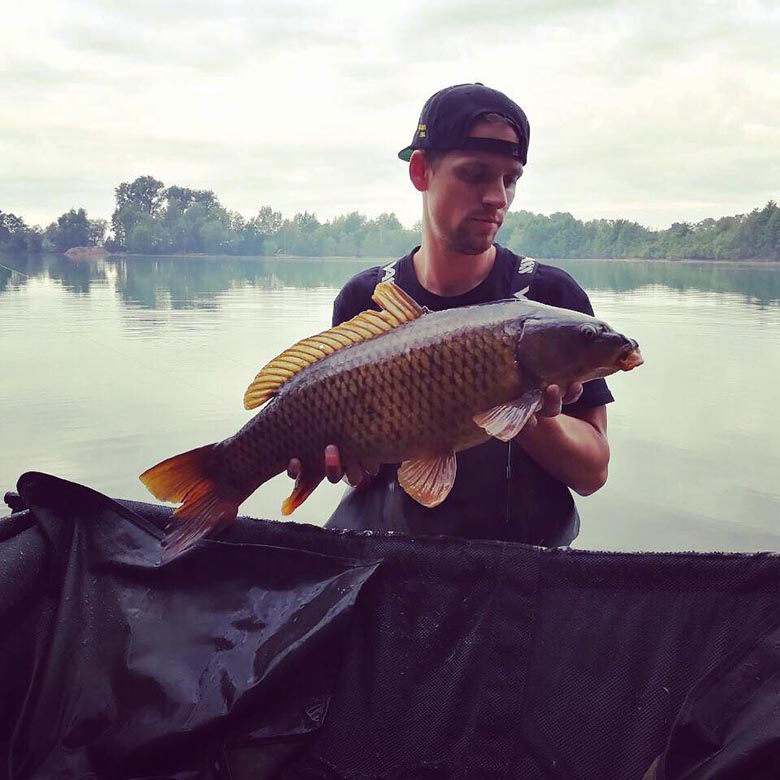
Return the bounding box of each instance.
[139,443,240,561]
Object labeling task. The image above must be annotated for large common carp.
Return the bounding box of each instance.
[141,283,643,559]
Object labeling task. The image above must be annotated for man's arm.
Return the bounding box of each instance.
[515,384,610,496]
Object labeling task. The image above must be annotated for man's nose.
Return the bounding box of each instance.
[482,179,507,209]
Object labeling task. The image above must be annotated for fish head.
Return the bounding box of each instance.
[517,310,644,386]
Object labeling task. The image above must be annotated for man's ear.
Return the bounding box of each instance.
[409,150,430,192]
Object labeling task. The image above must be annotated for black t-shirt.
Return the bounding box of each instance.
[326,245,613,547]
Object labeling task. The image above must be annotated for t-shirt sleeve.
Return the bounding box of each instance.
[532,265,615,409]
[332,267,382,326]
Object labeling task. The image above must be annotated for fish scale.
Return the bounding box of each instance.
[222,317,517,484]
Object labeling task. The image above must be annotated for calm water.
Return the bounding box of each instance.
[1,253,779,552]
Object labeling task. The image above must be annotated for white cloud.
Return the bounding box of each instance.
[1,0,778,230]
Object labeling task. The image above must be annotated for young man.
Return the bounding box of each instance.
[290,83,613,547]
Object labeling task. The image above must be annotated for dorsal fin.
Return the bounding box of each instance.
[243,282,424,410]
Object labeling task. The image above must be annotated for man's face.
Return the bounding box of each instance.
[423,119,523,255]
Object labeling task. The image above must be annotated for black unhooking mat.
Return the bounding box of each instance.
[1,472,779,780]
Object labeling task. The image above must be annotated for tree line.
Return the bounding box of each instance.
[2,175,779,260]
[498,204,780,261]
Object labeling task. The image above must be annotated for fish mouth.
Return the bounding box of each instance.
[617,340,644,371]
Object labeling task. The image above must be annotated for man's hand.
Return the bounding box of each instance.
[515,381,609,496]
[287,445,380,489]
[524,382,584,429]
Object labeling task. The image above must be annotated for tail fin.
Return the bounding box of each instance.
[139,443,240,561]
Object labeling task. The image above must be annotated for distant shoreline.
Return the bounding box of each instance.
[74,251,780,266]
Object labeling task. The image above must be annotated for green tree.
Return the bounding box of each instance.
[751,201,780,259]
[293,210,321,234]
[764,206,780,260]
[126,217,167,254]
[46,208,90,252]
[88,218,108,246]
[111,175,166,249]
[159,186,226,253]
[328,212,367,256]
[7,176,778,261]
[0,211,41,254]
[362,212,412,256]
[254,206,283,236]
[201,219,232,253]
[116,175,166,216]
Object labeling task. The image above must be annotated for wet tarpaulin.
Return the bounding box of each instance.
[1,472,780,780]
[643,604,780,780]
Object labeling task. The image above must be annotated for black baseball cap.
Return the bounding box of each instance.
[398,83,530,164]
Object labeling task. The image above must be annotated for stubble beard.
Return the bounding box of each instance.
[446,222,495,256]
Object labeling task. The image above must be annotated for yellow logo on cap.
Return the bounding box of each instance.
[418,123,427,138]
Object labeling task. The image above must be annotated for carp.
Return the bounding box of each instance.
[141,282,643,559]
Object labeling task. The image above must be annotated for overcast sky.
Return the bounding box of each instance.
[2,0,779,231]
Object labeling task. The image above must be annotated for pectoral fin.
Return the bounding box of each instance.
[398,452,457,508]
[473,390,543,442]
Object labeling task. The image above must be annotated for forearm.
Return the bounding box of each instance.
[516,408,610,496]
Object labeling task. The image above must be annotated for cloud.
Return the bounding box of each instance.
[1,0,778,232]
[60,0,351,72]
[404,0,622,36]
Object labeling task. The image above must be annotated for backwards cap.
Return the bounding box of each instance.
[398,83,530,164]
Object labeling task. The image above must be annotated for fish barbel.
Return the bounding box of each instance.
[141,282,643,559]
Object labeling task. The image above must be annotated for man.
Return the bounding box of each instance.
[289,83,613,547]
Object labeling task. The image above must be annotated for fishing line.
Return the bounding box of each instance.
[0,259,254,405]
[0,260,32,278]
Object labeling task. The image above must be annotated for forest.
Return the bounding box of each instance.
[2,175,779,261]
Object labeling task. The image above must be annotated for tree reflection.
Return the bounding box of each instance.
[109,256,378,309]
[2,252,780,308]
[0,255,40,293]
[46,256,108,295]
[552,259,780,307]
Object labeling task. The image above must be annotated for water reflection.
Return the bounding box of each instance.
[553,258,780,307]
[0,254,107,295]
[1,253,779,307]
[109,256,382,310]
[0,254,43,293]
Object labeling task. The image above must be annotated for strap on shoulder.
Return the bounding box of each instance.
[511,255,538,299]
[379,258,399,284]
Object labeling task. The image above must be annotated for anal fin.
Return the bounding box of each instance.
[398,452,457,508]
[473,390,543,442]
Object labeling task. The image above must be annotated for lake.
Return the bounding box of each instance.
[1,253,779,552]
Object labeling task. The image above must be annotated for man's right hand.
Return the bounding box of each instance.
[287,445,380,488]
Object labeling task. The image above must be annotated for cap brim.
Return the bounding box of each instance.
[398,147,413,162]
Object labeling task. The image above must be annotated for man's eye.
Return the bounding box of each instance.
[458,168,485,183]
[504,175,519,188]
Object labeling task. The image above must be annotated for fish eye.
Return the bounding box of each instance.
[580,324,599,340]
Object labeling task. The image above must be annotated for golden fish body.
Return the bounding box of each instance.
[141,283,643,559]
[222,303,521,484]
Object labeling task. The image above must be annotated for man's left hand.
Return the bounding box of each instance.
[525,382,583,429]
